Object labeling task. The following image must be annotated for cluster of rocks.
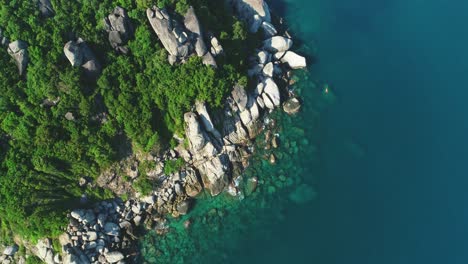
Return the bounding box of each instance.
[146,6,220,67]
[104,7,134,54]
[64,38,101,79]
[228,0,272,33]
[0,245,19,264]
[53,200,141,264]
[52,2,307,262]
[233,0,306,115]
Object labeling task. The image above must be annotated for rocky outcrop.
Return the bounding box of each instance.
[38,0,54,17]
[104,6,133,54]
[147,6,191,63]
[184,112,229,196]
[64,38,101,78]
[7,40,29,76]
[229,0,271,32]
[146,6,218,67]
[35,238,55,264]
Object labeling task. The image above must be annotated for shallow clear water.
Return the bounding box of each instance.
[141,0,468,263]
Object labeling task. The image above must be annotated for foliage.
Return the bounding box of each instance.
[134,176,155,196]
[0,0,251,241]
[164,158,185,175]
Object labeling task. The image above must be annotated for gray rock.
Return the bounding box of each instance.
[183,168,203,197]
[232,84,249,111]
[64,38,101,78]
[184,112,208,152]
[210,36,224,56]
[133,215,142,226]
[7,40,29,75]
[176,200,190,215]
[201,52,217,68]
[104,6,133,53]
[230,0,271,33]
[105,251,124,263]
[3,245,18,256]
[38,0,54,17]
[198,156,230,196]
[86,231,98,241]
[53,254,61,264]
[65,112,75,121]
[263,36,293,52]
[147,6,191,60]
[183,6,207,57]
[64,41,83,67]
[104,222,120,236]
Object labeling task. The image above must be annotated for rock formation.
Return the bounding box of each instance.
[64,38,101,78]
[146,6,192,63]
[38,0,54,17]
[147,6,218,67]
[104,6,133,54]
[7,40,29,76]
[228,0,271,33]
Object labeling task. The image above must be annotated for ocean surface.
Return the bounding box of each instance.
[142,0,468,263]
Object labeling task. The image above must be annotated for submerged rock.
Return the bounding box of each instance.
[7,40,29,76]
[283,97,301,114]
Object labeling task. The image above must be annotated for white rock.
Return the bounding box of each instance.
[262,78,281,108]
[279,51,307,69]
[3,245,18,256]
[262,62,274,77]
[262,93,275,109]
[261,21,277,37]
[263,36,293,52]
[257,50,270,64]
[105,251,124,263]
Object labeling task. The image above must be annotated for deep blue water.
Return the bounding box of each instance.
[261,0,468,263]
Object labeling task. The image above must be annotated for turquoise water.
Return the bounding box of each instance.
[141,0,468,263]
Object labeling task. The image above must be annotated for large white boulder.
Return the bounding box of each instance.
[263,36,293,52]
[275,51,307,69]
[262,77,280,108]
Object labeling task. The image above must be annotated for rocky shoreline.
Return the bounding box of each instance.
[1,1,307,263]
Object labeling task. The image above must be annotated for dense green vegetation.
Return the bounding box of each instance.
[0,0,255,241]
